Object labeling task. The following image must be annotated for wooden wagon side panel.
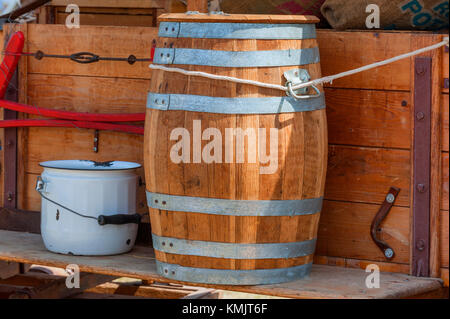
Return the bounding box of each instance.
[4,24,158,231]
[316,31,448,278]
[37,0,166,27]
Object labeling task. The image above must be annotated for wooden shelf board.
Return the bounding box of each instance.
[0,230,442,299]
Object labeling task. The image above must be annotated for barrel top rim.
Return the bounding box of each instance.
[158,13,320,24]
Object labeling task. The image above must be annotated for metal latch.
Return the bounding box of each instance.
[284,69,321,100]
[370,187,400,260]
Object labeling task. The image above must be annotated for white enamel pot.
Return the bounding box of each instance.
[36,160,141,256]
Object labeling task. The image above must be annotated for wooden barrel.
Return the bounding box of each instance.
[144,13,327,285]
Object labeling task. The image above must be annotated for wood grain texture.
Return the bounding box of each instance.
[145,22,327,272]
[317,200,410,264]
[317,31,412,91]
[26,24,157,79]
[326,88,411,149]
[0,230,443,299]
[26,74,149,114]
[314,255,410,274]
[442,268,449,287]
[158,13,320,23]
[187,0,208,13]
[442,153,449,211]
[443,94,449,152]
[48,0,166,8]
[325,146,410,206]
[0,261,19,280]
[440,211,449,268]
[443,44,449,94]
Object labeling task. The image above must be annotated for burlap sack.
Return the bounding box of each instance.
[321,0,449,30]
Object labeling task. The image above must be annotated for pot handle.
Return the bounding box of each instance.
[97,214,142,226]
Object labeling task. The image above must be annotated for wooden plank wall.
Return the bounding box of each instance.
[1,24,448,279]
[37,0,167,26]
[314,31,448,280]
[5,24,158,227]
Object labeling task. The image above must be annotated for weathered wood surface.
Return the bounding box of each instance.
[326,89,411,149]
[7,272,112,299]
[442,94,449,152]
[2,24,448,278]
[54,7,158,27]
[314,255,410,274]
[442,153,449,212]
[48,0,166,8]
[0,261,20,280]
[26,24,157,79]
[317,31,446,91]
[147,23,327,271]
[324,146,410,206]
[0,230,443,299]
[158,13,320,23]
[317,200,410,264]
[186,0,208,13]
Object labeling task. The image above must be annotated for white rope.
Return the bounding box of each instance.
[150,37,449,93]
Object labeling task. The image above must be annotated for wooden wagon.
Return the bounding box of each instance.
[0,0,448,299]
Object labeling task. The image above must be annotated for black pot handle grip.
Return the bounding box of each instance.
[98,214,141,226]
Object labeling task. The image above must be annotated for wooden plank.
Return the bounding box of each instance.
[158,13,321,23]
[7,272,113,299]
[442,268,449,287]
[85,282,195,299]
[26,74,149,114]
[317,31,412,91]
[0,230,443,299]
[326,88,411,149]
[443,44,449,94]
[187,0,208,13]
[443,94,449,152]
[0,261,19,280]
[440,211,449,268]
[325,146,410,206]
[26,24,157,79]
[317,200,410,264]
[17,23,29,212]
[314,255,410,274]
[55,10,157,27]
[22,171,148,221]
[49,0,166,8]
[443,152,449,211]
[0,208,40,234]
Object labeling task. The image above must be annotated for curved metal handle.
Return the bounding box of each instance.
[70,52,100,64]
[35,176,45,192]
[286,82,321,100]
[370,187,400,260]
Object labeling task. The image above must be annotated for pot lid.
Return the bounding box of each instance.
[39,160,141,171]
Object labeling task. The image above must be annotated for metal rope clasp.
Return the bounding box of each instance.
[35,176,45,192]
[284,69,321,100]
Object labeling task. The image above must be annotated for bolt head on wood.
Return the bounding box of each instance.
[416,112,425,121]
[416,184,427,193]
[416,239,426,251]
[384,248,394,259]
